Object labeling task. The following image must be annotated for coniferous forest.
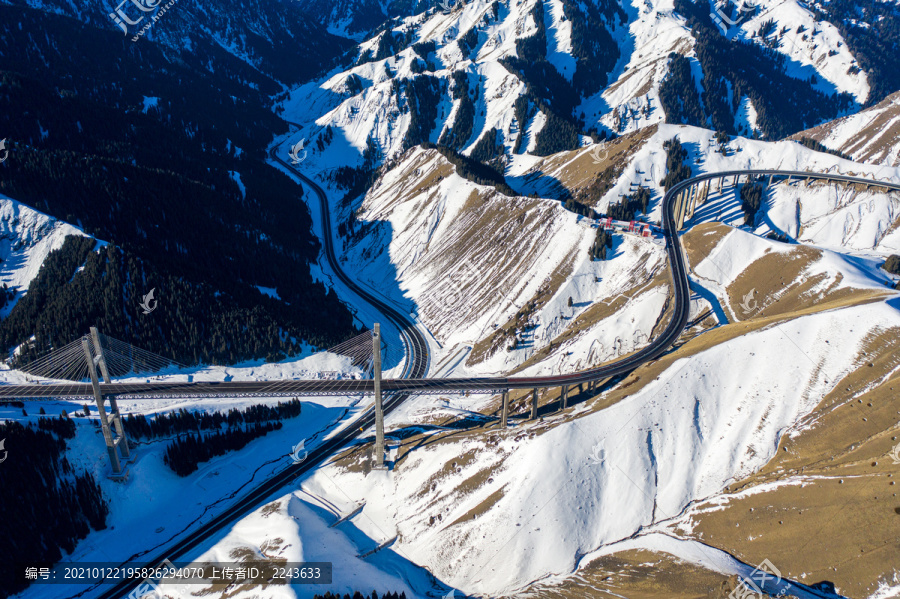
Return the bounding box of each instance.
[1,236,352,367]
[665,0,853,138]
[740,181,767,226]
[0,416,109,598]
[123,399,303,440]
[661,137,693,190]
[163,422,285,477]
[0,7,358,368]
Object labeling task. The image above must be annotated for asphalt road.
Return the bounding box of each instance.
[86,142,430,599]
[3,169,897,401]
[41,161,898,599]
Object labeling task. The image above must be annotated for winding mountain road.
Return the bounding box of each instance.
[3,168,897,401]
[41,161,899,599]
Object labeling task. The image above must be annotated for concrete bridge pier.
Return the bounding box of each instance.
[500,390,510,428]
[530,388,539,420]
[91,327,130,463]
[561,385,569,410]
[83,338,123,477]
[373,323,386,470]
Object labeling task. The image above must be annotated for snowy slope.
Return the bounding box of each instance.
[279,0,873,166]
[8,350,375,599]
[0,193,96,317]
[796,91,900,167]
[291,299,900,596]
[331,146,670,378]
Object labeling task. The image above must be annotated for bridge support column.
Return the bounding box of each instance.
[90,327,130,461]
[768,174,774,187]
[561,385,568,410]
[530,388,539,420]
[500,390,509,428]
[676,192,685,230]
[83,338,122,476]
[373,323,385,470]
[686,185,697,220]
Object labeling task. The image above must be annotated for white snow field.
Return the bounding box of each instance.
[189,297,899,598]
[0,194,97,318]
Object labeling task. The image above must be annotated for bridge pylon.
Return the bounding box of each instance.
[372,323,386,470]
[82,336,131,479]
[91,327,131,463]
[500,390,510,428]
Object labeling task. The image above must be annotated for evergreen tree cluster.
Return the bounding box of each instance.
[412,40,436,60]
[884,255,900,276]
[534,109,581,157]
[561,0,624,98]
[367,28,415,63]
[0,417,109,597]
[810,0,900,106]
[659,53,705,127]
[564,196,598,218]
[0,282,15,311]
[401,75,444,150]
[440,71,476,150]
[606,187,651,221]
[458,27,479,58]
[513,97,536,154]
[469,128,507,175]
[670,0,853,138]
[345,74,365,96]
[661,137,693,190]
[795,137,851,160]
[0,27,359,368]
[1,236,354,367]
[163,421,284,476]
[123,398,302,440]
[740,181,766,226]
[422,143,516,196]
[590,228,614,260]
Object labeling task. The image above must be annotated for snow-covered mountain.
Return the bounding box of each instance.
[0,194,96,318]
[796,90,900,168]
[6,0,900,597]
[279,0,891,172]
[1,0,352,88]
